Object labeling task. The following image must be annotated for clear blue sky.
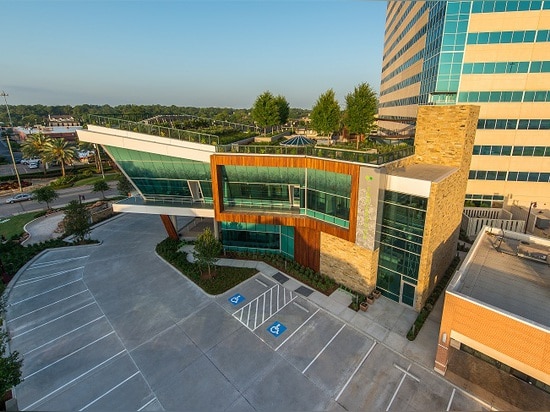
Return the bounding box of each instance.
[2,0,387,109]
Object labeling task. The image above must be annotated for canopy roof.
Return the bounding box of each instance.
[280,135,315,146]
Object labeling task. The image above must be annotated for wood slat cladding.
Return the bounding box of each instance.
[210,153,362,242]
[294,226,320,271]
[160,215,179,239]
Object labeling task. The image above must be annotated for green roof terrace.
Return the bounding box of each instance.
[85,114,414,166]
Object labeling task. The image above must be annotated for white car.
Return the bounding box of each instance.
[5,193,33,203]
[27,161,40,169]
[21,158,40,165]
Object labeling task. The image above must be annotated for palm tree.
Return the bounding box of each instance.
[45,138,77,177]
[21,133,51,175]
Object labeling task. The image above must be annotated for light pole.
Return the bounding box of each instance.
[1,91,22,192]
[524,201,537,234]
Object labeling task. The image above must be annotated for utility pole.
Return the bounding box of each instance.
[1,91,22,192]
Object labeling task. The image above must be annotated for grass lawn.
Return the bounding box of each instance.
[0,211,45,240]
[73,173,120,187]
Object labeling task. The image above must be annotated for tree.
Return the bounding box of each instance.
[344,83,378,149]
[45,138,77,177]
[310,89,341,137]
[192,228,223,278]
[117,175,134,196]
[32,186,58,210]
[63,200,91,243]
[21,133,51,175]
[274,95,290,128]
[0,330,22,398]
[251,91,280,135]
[92,179,109,200]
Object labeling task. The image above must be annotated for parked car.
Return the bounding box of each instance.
[21,158,40,165]
[27,161,40,169]
[5,193,33,203]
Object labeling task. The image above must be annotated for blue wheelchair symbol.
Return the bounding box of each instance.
[267,321,287,337]
[228,293,245,306]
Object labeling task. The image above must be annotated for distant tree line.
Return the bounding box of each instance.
[0,104,311,128]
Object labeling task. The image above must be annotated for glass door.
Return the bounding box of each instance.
[401,281,415,307]
[289,185,301,208]
[188,180,204,202]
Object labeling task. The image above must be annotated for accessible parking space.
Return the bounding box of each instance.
[216,273,276,314]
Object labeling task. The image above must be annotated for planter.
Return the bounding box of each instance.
[360,301,369,311]
[372,289,381,299]
[366,294,375,305]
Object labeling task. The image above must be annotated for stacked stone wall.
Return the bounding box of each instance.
[413,105,479,310]
[319,232,378,295]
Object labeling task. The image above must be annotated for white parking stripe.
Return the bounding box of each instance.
[274,308,320,352]
[15,267,84,287]
[24,350,125,411]
[9,279,82,305]
[9,290,89,322]
[24,331,116,379]
[79,371,140,411]
[29,256,89,268]
[138,397,158,411]
[446,388,456,411]
[302,324,346,374]
[393,363,420,382]
[386,364,411,411]
[24,316,104,356]
[12,302,96,339]
[335,341,377,402]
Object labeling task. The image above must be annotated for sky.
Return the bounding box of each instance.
[2,0,387,109]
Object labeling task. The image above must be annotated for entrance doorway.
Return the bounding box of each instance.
[401,281,415,306]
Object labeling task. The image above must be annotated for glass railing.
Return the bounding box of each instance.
[86,114,220,145]
[216,143,414,166]
[86,115,414,165]
[114,195,214,209]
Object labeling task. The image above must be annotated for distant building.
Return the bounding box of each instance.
[47,114,80,127]
[379,1,550,208]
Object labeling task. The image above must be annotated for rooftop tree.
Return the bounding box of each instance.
[344,83,378,149]
[310,89,341,137]
[251,91,280,135]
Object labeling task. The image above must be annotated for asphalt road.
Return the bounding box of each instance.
[0,182,119,217]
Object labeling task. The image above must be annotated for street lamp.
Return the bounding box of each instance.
[1,91,22,192]
[524,201,537,234]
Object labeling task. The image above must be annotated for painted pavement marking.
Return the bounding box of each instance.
[15,267,85,287]
[335,341,377,402]
[233,284,295,331]
[79,371,140,411]
[302,324,346,374]
[274,308,320,351]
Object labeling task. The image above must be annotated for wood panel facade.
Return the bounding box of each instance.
[210,154,365,271]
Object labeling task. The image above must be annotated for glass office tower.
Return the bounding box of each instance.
[379,1,550,208]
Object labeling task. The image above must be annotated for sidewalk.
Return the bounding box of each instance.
[21,211,65,245]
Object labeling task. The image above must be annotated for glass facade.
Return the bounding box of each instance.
[469,170,550,182]
[473,145,550,156]
[477,118,550,130]
[220,222,294,258]
[105,146,213,202]
[221,165,351,229]
[458,90,550,103]
[467,29,550,44]
[377,191,428,305]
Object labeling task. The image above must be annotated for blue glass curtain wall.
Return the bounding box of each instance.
[220,222,294,258]
[105,146,212,202]
[376,191,427,305]
[221,165,351,229]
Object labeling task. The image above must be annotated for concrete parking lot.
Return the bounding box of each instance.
[5,214,488,411]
